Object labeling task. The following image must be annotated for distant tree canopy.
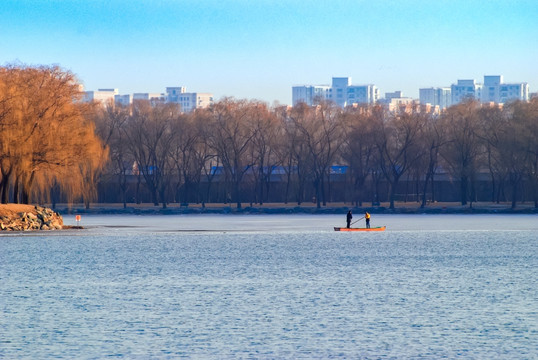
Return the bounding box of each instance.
[0,64,107,204]
[93,97,538,210]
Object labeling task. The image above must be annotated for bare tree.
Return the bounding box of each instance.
[247,102,280,204]
[206,98,257,209]
[281,105,310,205]
[502,100,538,208]
[126,101,177,208]
[477,105,508,203]
[414,112,446,208]
[169,112,208,205]
[440,100,485,206]
[288,102,343,208]
[373,105,424,209]
[92,103,132,208]
[340,106,377,206]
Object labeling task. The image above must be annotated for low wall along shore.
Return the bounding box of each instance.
[0,204,63,231]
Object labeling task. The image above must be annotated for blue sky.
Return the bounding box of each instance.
[2,0,537,104]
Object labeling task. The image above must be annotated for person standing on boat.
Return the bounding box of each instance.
[346,210,352,228]
[365,211,371,228]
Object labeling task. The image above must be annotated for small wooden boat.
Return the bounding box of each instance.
[334,226,386,232]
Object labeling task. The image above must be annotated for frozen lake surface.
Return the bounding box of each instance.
[1,214,537,358]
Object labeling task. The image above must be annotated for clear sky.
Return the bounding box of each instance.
[2,0,537,105]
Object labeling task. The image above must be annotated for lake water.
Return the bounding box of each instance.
[1,214,537,358]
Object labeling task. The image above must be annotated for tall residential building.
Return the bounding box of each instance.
[450,76,528,106]
[292,77,378,107]
[483,75,529,103]
[165,87,187,102]
[291,85,331,106]
[331,77,351,107]
[482,75,503,103]
[346,85,379,106]
[419,87,451,109]
[451,79,483,105]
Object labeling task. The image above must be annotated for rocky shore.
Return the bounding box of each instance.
[0,204,63,231]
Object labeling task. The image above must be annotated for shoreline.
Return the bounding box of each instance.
[48,202,538,215]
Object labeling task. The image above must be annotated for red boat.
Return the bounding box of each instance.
[334,226,386,232]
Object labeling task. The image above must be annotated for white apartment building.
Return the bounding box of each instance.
[346,85,379,106]
[482,75,529,103]
[379,91,416,112]
[419,87,451,109]
[133,93,166,105]
[165,87,213,113]
[83,86,213,113]
[291,85,331,106]
[331,77,351,107]
[165,87,187,102]
[83,88,118,104]
[292,77,378,107]
[451,79,483,105]
[421,76,529,109]
[449,76,528,106]
[114,94,132,106]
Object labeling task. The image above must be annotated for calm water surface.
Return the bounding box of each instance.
[1,214,537,358]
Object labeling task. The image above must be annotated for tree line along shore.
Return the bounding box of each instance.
[42,201,538,215]
[1,64,538,211]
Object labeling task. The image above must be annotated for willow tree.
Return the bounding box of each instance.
[0,66,16,202]
[0,64,107,204]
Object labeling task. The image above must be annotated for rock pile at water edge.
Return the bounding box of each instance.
[0,206,63,231]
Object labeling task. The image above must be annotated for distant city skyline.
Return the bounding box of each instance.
[2,0,537,105]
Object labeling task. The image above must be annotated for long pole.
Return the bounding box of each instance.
[351,216,364,226]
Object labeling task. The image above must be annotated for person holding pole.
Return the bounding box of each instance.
[365,211,371,228]
[347,211,366,228]
[346,210,352,228]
